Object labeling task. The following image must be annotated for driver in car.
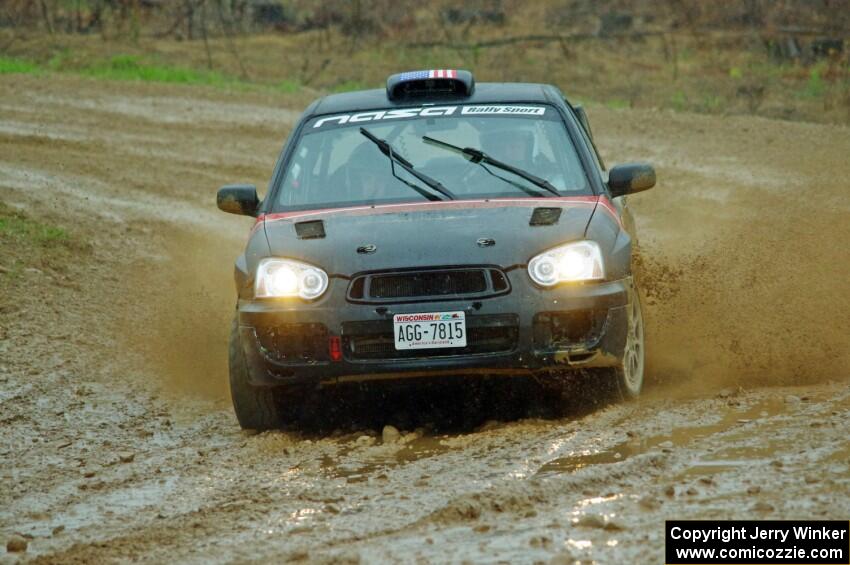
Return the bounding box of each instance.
[479,126,565,193]
[345,143,397,203]
[480,128,536,166]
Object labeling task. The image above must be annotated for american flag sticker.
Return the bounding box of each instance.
[398,69,458,81]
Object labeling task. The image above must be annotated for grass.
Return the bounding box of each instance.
[81,54,234,86]
[0,55,40,74]
[0,52,240,88]
[0,207,69,246]
[330,79,372,93]
[670,90,688,111]
[700,94,724,112]
[0,202,76,283]
[800,62,827,98]
[276,78,303,93]
[605,98,629,109]
[0,51,314,101]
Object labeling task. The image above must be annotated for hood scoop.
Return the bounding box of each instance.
[529,207,562,226]
[294,220,326,239]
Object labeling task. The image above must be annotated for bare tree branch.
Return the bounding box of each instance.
[200,0,213,69]
[215,0,248,79]
[38,0,54,34]
[407,31,665,50]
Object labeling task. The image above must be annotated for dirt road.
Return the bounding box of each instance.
[1,75,848,563]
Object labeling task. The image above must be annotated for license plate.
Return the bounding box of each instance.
[393,311,467,350]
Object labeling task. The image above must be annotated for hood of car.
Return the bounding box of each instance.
[260,198,600,275]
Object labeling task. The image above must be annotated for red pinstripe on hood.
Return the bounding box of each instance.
[251,196,620,233]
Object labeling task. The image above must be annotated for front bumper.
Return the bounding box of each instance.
[237,272,631,387]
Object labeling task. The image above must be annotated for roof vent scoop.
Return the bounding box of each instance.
[386,69,475,100]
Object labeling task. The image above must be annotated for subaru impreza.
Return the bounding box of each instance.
[217,69,655,429]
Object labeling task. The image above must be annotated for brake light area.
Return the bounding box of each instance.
[328,336,342,362]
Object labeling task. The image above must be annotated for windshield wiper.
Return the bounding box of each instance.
[422,135,562,198]
[359,128,455,201]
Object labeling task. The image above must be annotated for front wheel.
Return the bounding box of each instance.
[611,285,646,398]
[228,317,283,430]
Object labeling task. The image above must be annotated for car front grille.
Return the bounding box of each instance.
[348,268,510,303]
[342,314,518,360]
[371,270,486,298]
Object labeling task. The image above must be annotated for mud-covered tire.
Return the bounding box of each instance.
[228,317,283,430]
[603,284,645,399]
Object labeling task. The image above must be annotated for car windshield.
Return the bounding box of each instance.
[273,104,590,211]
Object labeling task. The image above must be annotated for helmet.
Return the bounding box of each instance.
[345,143,391,201]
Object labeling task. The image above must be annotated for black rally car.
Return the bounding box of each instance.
[217,70,655,430]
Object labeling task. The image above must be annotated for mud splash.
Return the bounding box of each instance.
[126,224,245,399]
[598,110,850,391]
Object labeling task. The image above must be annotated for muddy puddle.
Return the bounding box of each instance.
[536,397,789,476]
[321,434,457,481]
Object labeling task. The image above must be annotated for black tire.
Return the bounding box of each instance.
[229,317,283,431]
[601,284,645,400]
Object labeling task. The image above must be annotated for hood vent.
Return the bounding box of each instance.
[294,220,325,239]
[529,207,562,226]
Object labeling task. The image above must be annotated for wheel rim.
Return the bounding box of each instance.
[622,288,645,394]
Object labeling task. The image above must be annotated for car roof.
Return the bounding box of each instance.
[308,82,565,117]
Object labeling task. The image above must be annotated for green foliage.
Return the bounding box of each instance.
[0,56,39,75]
[670,90,687,111]
[701,94,723,112]
[678,47,695,61]
[729,66,743,79]
[47,52,70,71]
[800,63,826,98]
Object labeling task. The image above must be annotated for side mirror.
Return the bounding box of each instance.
[608,163,655,197]
[217,184,259,216]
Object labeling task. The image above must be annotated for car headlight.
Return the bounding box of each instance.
[255,258,329,300]
[528,241,605,286]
